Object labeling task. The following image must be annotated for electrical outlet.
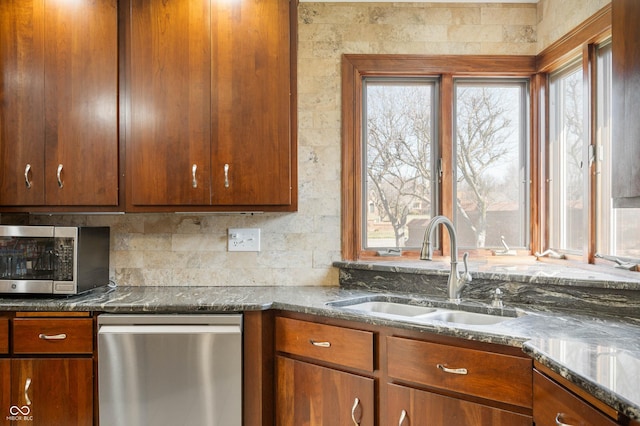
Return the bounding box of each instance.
[228,228,261,252]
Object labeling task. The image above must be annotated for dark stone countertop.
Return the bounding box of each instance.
[0,280,638,421]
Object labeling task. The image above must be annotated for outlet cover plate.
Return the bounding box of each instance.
[228,228,261,252]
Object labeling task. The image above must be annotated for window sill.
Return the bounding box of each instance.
[334,255,640,291]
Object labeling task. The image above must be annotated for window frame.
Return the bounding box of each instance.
[341,55,537,260]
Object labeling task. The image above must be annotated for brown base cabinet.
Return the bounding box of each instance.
[273,313,534,426]
[0,314,94,426]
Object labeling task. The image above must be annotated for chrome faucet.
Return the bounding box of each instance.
[420,215,472,303]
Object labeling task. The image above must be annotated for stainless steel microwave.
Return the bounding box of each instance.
[0,226,110,295]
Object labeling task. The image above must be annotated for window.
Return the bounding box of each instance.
[454,80,530,249]
[342,56,536,259]
[363,78,437,249]
[361,76,530,252]
[548,61,585,253]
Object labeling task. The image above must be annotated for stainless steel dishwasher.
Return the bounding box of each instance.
[97,314,242,426]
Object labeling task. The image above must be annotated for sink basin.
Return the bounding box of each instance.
[340,301,438,317]
[328,297,520,327]
[421,310,511,326]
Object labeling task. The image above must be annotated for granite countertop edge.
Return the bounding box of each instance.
[0,284,638,421]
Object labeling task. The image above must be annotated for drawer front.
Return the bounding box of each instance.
[276,317,374,371]
[13,318,93,354]
[533,371,619,426]
[0,318,8,354]
[387,336,532,408]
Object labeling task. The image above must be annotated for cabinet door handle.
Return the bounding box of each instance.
[224,163,230,188]
[309,339,331,348]
[38,333,67,340]
[437,363,468,375]
[24,164,32,189]
[192,164,198,188]
[24,377,32,406]
[398,409,408,426]
[555,413,576,426]
[351,397,361,425]
[56,164,64,188]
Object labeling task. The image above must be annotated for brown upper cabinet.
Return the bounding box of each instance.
[124,0,297,212]
[0,0,119,209]
[612,0,640,207]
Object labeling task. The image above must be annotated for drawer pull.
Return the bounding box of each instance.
[437,363,468,375]
[398,409,408,426]
[56,164,64,188]
[309,340,331,348]
[38,333,67,340]
[24,377,32,406]
[555,413,575,426]
[351,397,361,425]
[24,164,32,189]
[224,163,230,188]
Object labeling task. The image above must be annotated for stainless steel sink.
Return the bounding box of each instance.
[340,301,438,317]
[328,298,519,327]
[421,310,510,325]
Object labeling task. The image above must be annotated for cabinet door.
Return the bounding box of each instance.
[276,356,374,426]
[10,358,92,426]
[0,0,46,206]
[128,0,212,207]
[211,0,292,206]
[0,360,10,426]
[0,0,118,207]
[612,0,640,204]
[386,383,532,426]
[44,0,118,206]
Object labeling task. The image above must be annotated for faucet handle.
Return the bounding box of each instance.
[462,252,472,282]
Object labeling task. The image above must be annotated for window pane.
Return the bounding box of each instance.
[596,42,640,259]
[454,81,529,249]
[549,63,585,253]
[363,79,437,249]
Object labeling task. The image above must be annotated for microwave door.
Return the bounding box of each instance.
[0,280,54,294]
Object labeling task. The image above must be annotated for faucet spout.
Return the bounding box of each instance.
[420,215,471,303]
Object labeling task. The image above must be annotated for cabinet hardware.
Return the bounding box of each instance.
[24,377,32,406]
[555,413,575,426]
[309,340,331,348]
[398,409,408,426]
[436,363,468,375]
[38,333,67,340]
[56,164,64,188]
[224,164,230,188]
[350,397,361,425]
[24,164,32,189]
[192,164,198,188]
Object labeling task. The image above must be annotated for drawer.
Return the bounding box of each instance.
[387,336,532,408]
[13,318,94,354]
[0,318,8,354]
[533,370,619,426]
[275,317,374,371]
